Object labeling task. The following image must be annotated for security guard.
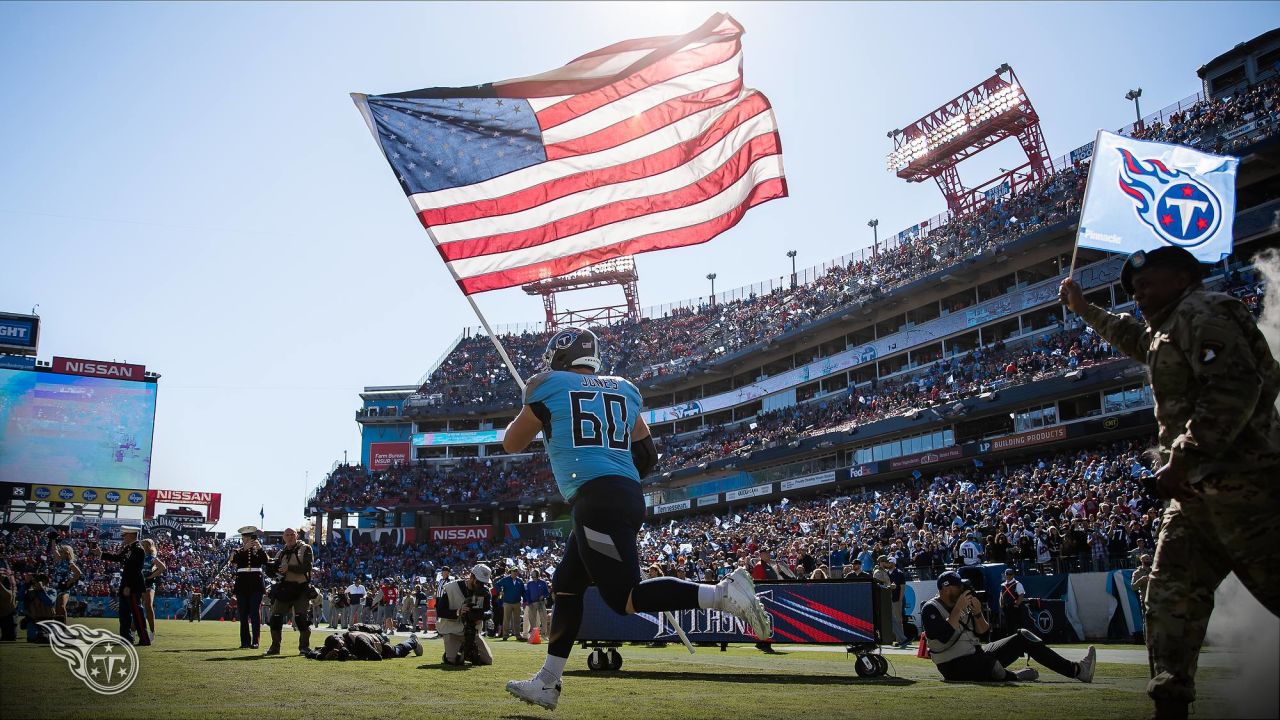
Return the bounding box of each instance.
[1061,245,1280,719]
[264,527,315,656]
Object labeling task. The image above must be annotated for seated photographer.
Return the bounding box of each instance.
[436,564,494,666]
[306,623,423,661]
[922,571,1096,683]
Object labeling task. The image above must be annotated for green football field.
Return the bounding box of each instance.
[0,619,1246,719]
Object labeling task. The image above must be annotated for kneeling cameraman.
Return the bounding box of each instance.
[922,571,1096,683]
[436,564,493,666]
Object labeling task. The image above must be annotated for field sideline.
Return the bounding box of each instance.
[0,619,1240,719]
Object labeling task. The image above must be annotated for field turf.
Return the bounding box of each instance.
[0,619,1241,719]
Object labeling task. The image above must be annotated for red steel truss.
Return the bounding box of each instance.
[886,64,1053,218]
[521,257,640,329]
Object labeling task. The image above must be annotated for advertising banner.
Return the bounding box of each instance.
[30,484,146,506]
[144,489,221,524]
[578,582,876,644]
[429,525,492,544]
[696,494,720,507]
[369,442,412,470]
[0,312,39,356]
[983,425,1068,453]
[653,499,692,515]
[724,483,773,502]
[888,446,964,471]
[0,355,36,370]
[413,429,500,447]
[780,470,836,493]
[51,356,147,382]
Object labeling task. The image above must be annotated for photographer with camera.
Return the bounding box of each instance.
[264,527,315,656]
[91,525,150,646]
[922,571,1095,683]
[22,572,57,643]
[436,564,494,666]
[921,568,1100,681]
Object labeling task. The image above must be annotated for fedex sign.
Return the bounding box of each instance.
[53,356,146,381]
[429,525,491,544]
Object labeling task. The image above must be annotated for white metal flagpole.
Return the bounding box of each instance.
[466,295,526,393]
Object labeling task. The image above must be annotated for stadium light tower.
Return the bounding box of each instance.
[1125,88,1143,124]
[868,219,879,257]
[521,257,640,329]
[707,273,717,305]
[886,64,1053,218]
[786,250,798,288]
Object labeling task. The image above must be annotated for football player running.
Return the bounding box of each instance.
[504,328,772,710]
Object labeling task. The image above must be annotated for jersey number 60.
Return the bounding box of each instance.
[569,391,629,450]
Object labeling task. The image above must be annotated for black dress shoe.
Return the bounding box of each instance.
[251,642,259,649]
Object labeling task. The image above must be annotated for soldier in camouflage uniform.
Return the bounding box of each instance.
[1060,245,1280,719]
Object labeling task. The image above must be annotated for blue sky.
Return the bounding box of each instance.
[1,2,1273,530]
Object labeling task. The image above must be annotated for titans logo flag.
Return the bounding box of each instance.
[352,13,786,294]
[1076,130,1238,262]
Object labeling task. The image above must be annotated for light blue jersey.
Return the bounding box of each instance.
[524,370,642,502]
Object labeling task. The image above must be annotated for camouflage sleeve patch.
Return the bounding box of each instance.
[1170,305,1262,464]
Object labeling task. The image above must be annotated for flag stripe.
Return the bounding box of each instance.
[544,77,743,161]
[446,154,784,278]
[438,132,781,262]
[493,14,742,98]
[454,176,785,293]
[534,40,740,132]
[410,90,771,217]
[432,118,780,251]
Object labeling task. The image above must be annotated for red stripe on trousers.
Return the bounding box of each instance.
[455,176,786,294]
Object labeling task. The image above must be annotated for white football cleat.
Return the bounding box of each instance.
[1077,645,1096,683]
[717,568,773,640]
[507,676,561,711]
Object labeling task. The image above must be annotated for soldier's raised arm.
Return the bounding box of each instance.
[1060,277,1150,361]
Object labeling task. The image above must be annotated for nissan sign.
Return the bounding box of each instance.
[52,356,146,381]
[429,525,492,544]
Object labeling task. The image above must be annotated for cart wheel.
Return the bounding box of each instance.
[587,648,606,671]
[854,654,876,677]
[872,654,889,676]
[606,648,623,671]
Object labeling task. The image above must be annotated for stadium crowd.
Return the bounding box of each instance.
[309,455,558,510]
[654,323,1118,473]
[402,77,1278,409]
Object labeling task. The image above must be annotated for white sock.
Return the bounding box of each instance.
[697,584,723,609]
[537,654,567,685]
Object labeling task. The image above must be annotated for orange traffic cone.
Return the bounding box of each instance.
[529,627,541,645]
[917,633,930,658]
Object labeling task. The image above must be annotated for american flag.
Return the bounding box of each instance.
[353,13,786,294]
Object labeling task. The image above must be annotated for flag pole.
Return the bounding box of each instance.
[466,295,527,392]
[1069,130,1106,278]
